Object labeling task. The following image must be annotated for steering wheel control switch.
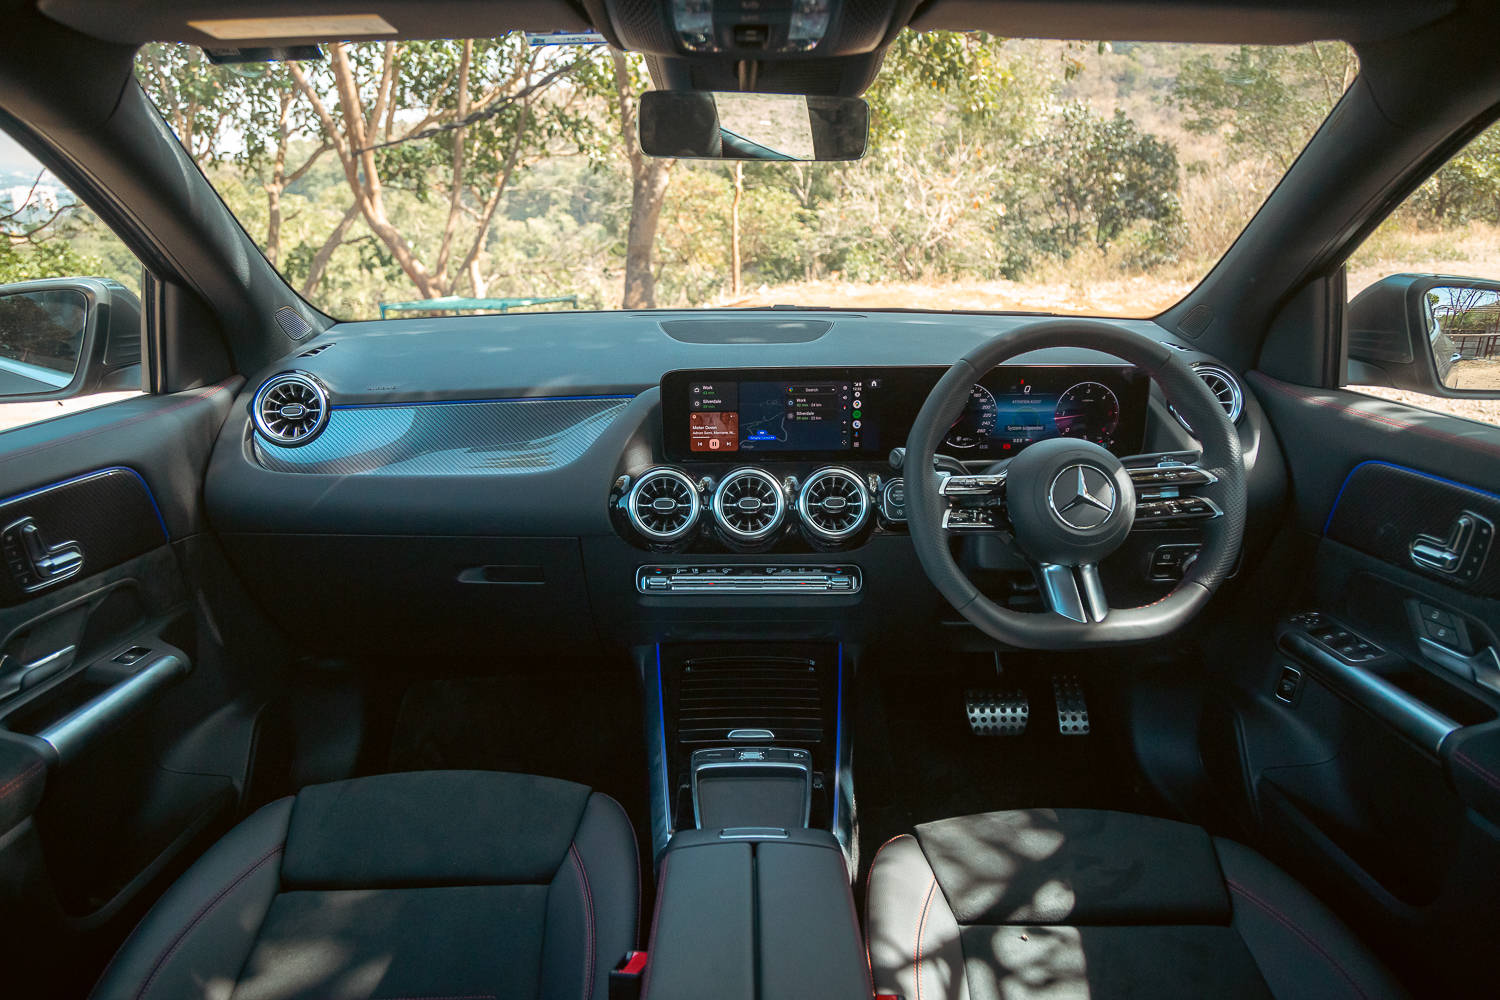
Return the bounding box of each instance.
[1148,543,1201,581]
[965,689,1029,736]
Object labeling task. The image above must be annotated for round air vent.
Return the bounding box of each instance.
[1171,362,1244,433]
[252,371,330,446]
[627,468,701,543]
[712,467,787,543]
[797,467,871,542]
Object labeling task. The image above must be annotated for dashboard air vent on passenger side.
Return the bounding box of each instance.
[627,468,701,543]
[712,468,787,543]
[1171,362,1244,433]
[677,656,825,744]
[252,372,330,447]
[797,467,871,542]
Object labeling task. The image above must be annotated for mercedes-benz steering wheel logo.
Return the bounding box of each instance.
[1048,464,1117,530]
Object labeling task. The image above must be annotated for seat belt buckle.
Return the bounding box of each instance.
[609,951,648,1000]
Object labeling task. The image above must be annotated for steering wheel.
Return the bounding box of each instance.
[905,319,1246,649]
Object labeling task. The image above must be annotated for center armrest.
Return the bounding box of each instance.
[643,828,871,1000]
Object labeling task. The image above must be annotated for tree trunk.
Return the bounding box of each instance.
[611,51,674,309]
[623,162,672,308]
[730,162,743,297]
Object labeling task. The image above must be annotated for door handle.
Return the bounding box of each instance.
[2,517,84,592]
[1410,510,1493,581]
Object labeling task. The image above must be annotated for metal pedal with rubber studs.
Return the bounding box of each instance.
[966,689,1029,736]
[1053,674,1090,735]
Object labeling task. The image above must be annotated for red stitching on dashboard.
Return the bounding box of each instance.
[1250,374,1500,459]
[0,378,239,468]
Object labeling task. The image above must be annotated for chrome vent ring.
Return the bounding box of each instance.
[798,467,871,541]
[712,467,787,542]
[1171,362,1244,433]
[627,468,701,543]
[252,371,330,447]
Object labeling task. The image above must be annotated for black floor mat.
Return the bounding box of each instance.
[852,652,1163,896]
[386,667,652,930]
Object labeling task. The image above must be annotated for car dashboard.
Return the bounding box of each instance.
[204,309,1284,656]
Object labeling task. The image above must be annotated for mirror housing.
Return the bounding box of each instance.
[0,277,141,403]
[638,91,868,161]
[1347,274,1500,398]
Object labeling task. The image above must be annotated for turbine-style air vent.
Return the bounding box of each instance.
[1172,363,1244,433]
[798,467,870,542]
[627,468,701,543]
[712,468,787,543]
[252,372,330,447]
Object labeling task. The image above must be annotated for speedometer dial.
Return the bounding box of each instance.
[1054,381,1121,446]
[945,384,998,450]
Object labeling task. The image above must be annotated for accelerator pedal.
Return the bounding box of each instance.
[1053,674,1090,735]
[965,689,1029,736]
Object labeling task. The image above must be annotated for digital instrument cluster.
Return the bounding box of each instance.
[661,365,1148,462]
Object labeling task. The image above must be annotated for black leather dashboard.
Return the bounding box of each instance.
[202,309,1285,654]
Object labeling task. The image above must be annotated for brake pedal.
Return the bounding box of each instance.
[966,689,1029,736]
[1053,674,1090,735]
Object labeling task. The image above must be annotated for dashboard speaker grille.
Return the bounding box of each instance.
[1171,363,1244,433]
[627,468,700,542]
[798,467,870,541]
[712,468,786,541]
[677,657,824,744]
[252,372,330,447]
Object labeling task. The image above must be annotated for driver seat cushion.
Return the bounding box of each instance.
[90,770,639,1000]
[865,808,1407,1000]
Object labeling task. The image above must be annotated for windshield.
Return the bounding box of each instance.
[136,34,1356,320]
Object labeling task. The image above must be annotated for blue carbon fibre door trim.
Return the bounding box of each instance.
[1323,460,1500,535]
[253,395,632,476]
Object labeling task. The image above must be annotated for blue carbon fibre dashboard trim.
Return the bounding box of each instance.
[254,394,633,476]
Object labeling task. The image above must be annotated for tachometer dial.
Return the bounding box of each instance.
[1054,381,1121,446]
[945,384,999,450]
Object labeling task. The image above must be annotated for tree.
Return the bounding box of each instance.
[1172,42,1357,172]
[137,45,331,268]
[606,50,674,308]
[287,38,591,300]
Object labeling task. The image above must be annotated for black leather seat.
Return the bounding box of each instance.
[92,770,638,1000]
[866,808,1407,1000]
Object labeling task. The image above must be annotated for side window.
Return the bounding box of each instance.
[1343,120,1500,426]
[0,130,145,435]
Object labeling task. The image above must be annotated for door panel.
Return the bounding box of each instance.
[1225,373,1500,992]
[0,378,286,998]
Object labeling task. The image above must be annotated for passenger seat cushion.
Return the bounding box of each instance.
[867,809,1408,1000]
[90,770,639,1000]
[914,808,1230,925]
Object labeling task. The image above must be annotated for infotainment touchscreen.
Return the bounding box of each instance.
[662,366,1150,463]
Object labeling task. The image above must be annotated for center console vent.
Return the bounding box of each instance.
[797,467,871,542]
[712,468,787,543]
[678,656,824,745]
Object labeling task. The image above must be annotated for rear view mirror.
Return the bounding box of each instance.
[638,91,868,161]
[0,278,141,401]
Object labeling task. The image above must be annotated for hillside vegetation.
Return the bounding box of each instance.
[4,33,1499,321]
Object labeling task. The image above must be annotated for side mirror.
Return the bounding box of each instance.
[0,278,141,402]
[1347,274,1500,398]
[638,91,868,161]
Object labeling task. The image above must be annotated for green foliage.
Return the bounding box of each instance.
[1410,125,1500,225]
[1172,42,1356,171]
